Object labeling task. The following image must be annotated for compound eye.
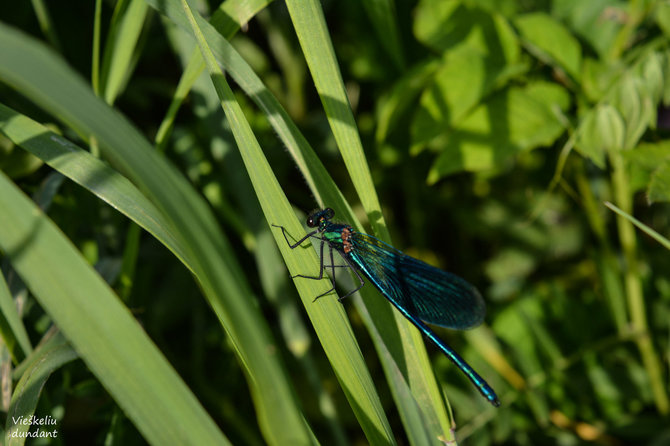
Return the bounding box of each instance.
[306,216,316,227]
[324,208,335,219]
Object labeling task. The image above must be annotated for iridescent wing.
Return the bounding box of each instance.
[349,232,485,330]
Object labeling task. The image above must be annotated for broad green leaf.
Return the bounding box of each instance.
[411,5,522,153]
[427,83,568,181]
[552,0,622,60]
[414,0,519,61]
[581,57,622,102]
[515,12,582,80]
[524,81,572,109]
[624,140,670,170]
[636,51,664,105]
[413,0,461,52]
[625,141,670,195]
[611,74,654,150]
[656,1,670,37]
[411,50,491,151]
[411,51,526,154]
[649,163,670,203]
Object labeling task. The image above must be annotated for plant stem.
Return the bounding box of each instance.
[574,165,628,334]
[609,151,669,414]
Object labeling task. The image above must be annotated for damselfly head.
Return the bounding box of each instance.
[306,208,335,228]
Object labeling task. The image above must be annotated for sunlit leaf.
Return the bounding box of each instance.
[427,82,568,181]
[515,12,582,80]
[552,0,622,59]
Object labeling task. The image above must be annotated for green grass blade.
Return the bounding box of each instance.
[180,1,395,443]
[0,22,312,445]
[146,0,351,212]
[0,170,229,445]
[284,0,457,440]
[605,201,670,250]
[150,0,460,440]
[100,0,149,104]
[361,0,405,69]
[154,0,271,151]
[284,0,387,234]
[0,103,190,271]
[92,0,103,94]
[5,331,76,445]
[29,0,62,52]
[0,272,31,363]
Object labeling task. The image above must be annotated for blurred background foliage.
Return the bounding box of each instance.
[1,0,670,444]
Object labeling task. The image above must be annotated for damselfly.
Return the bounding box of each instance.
[274,208,500,406]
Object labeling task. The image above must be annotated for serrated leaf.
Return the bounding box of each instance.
[414,0,520,61]
[552,0,622,60]
[581,57,622,102]
[412,50,491,150]
[649,162,670,203]
[426,83,568,181]
[413,0,463,52]
[636,51,664,104]
[624,140,670,170]
[575,104,624,167]
[624,140,670,193]
[611,74,654,149]
[525,81,572,110]
[515,12,582,80]
[411,50,527,154]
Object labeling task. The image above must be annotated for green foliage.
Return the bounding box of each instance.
[0,0,670,445]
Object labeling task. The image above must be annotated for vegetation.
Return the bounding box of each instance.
[1,0,669,444]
